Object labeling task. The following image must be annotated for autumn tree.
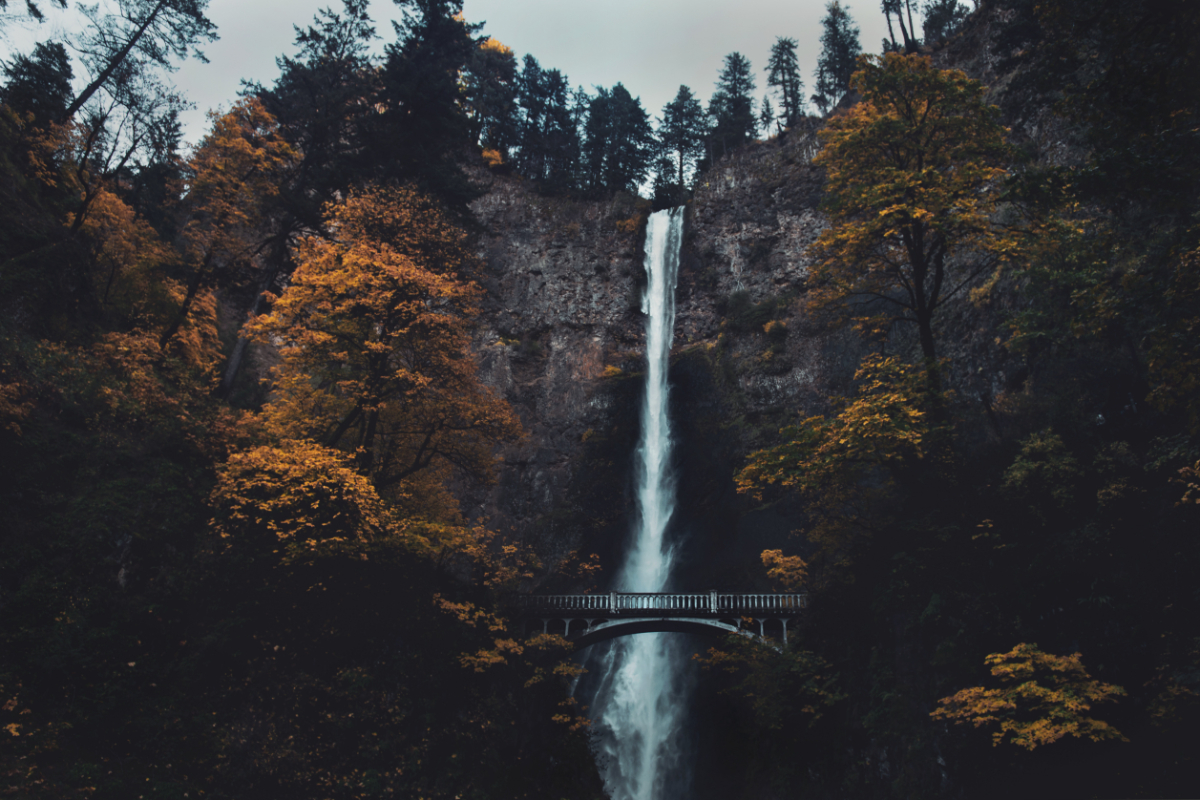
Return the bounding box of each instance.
[809,53,1011,379]
[812,1,861,115]
[160,97,296,357]
[932,643,1127,750]
[737,354,951,572]
[248,184,522,505]
[765,36,804,128]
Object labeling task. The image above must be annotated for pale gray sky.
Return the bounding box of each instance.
[2,0,893,146]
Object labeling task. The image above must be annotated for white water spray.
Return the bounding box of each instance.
[590,208,688,800]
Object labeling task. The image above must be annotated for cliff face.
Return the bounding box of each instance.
[468,24,1037,582]
[465,134,861,582]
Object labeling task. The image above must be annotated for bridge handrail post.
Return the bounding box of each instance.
[610,591,617,615]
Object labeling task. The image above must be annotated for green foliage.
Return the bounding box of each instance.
[765,37,805,128]
[813,1,862,115]
[708,52,757,157]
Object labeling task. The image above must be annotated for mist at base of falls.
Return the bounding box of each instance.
[584,207,690,800]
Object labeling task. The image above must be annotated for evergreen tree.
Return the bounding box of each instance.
[583,83,653,193]
[253,0,379,231]
[656,84,707,187]
[922,0,970,44]
[881,0,919,53]
[765,36,804,128]
[708,51,757,159]
[760,96,776,136]
[515,55,580,189]
[465,37,519,158]
[813,1,862,115]
[1,41,73,123]
[372,0,480,211]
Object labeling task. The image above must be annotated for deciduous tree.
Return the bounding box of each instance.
[248,184,522,501]
[931,643,1127,750]
[809,53,1012,378]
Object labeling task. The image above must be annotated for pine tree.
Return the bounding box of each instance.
[656,84,708,187]
[765,36,804,128]
[881,0,920,53]
[813,1,862,115]
[922,0,970,44]
[760,96,776,137]
[372,0,480,211]
[583,84,653,193]
[465,37,519,158]
[709,52,757,158]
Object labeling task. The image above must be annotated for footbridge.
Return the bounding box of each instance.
[510,591,807,648]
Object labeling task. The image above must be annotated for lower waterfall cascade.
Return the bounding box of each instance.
[587,207,689,800]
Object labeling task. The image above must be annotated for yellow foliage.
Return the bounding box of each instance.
[810,53,1014,359]
[931,642,1127,750]
[481,147,504,167]
[249,184,523,505]
[761,549,808,591]
[210,438,415,563]
[602,365,623,378]
[1177,461,1200,506]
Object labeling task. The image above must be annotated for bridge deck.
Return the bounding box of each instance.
[510,591,807,617]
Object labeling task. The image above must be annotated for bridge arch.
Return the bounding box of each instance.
[569,617,756,649]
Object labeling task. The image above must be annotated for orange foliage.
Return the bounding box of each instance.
[761,549,809,591]
[931,642,1127,750]
[249,184,522,503]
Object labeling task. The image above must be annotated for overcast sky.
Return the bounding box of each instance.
[2,0,893,147]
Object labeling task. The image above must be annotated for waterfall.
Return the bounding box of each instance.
[589,207,689,800]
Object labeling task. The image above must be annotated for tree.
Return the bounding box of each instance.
[708,52,756,157]
[0,0,65,24]
[465,36,519,158]
[809,53,1011,375]
[248,184,522,496]
[1,41,73,123]
[371,0,480,211]
[922,0,970,44]
[253,0,379,232]
[881,0,919,53]
[932,643,1127,750]
[656,84,707,187]
[582,83,653,194]
[759,96,776,137]
[765,36,804,128]
[160,97,296,350]
[812,1,861,115]
[62,0,216,122]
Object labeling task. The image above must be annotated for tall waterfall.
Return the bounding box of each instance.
[589,207,689,800]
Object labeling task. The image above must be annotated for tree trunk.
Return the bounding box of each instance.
[59,0,170,122]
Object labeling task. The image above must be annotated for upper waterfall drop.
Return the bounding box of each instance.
[618,206,685,595]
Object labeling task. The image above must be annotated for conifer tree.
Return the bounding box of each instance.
[813,1,862,115]
[759,96,776,136]
[708,51,757,158]
[656,84,707,187]
[465,37,519,158]
[881,0,919,53]
[583,83,653,193]
[765,36,804,128]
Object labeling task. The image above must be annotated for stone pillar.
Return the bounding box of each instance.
[710,590,718,614]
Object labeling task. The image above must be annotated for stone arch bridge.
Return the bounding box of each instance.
[509,592,807,649]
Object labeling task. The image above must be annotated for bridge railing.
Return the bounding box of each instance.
[510,591,807,616]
